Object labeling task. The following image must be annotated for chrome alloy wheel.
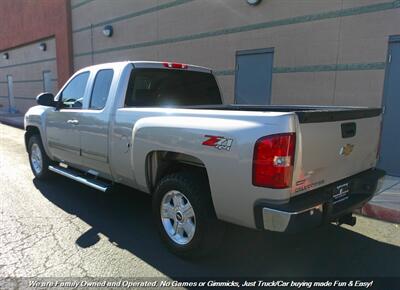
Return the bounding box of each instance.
[160,190,196,245]
[30,143,43,175]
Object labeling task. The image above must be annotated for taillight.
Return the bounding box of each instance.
[252,133,296,189]
[162,62,188,69]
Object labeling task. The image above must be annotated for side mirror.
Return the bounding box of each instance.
[36,92,56,107]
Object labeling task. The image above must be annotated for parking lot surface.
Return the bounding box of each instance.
[0,123,399,279]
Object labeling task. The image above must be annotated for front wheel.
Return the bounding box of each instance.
[152,172,225,258]
[28,135,53,179]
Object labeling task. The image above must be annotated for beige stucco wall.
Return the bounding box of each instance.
[67,0,397,106]
[0,38,57,113]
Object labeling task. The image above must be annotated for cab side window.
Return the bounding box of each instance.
[89,69,114,110]
[60,72,89,109]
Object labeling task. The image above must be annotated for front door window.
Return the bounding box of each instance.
[60,72,89,109]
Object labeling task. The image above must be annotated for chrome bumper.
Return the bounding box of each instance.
[255,168,385,233]
[262,204,323,232]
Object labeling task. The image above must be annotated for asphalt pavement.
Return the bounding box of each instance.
[0,123,399,279]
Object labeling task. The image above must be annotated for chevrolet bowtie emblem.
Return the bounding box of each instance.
[340,144,354,156]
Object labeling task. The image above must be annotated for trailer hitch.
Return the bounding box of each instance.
[336,214,357,226]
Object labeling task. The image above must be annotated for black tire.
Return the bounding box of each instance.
[28,135,53,179]
[152,172,225,258]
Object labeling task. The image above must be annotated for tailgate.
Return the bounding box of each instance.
[292,108,382,196]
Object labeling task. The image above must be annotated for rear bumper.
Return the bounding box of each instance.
[254,168,385,233]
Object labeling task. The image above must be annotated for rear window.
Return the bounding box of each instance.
[125,68,222,107]
[89,69,114,110]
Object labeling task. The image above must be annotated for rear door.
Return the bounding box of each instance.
[46,72,90,167]
[379,38,400,176]
[7,75,16,113]
[43,71,53,93]
[235,48,274,105]
[293,110,382,196]
[79,68,114,178]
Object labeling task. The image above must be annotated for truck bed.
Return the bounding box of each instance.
[182,104,382,197]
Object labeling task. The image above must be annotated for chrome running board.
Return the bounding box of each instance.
[48,165,110,192]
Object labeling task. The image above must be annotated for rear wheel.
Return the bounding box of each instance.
[160,190,196,246]
[28,135,53,179]
[152,172,225,258]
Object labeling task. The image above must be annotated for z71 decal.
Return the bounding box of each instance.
[202,135,233,151]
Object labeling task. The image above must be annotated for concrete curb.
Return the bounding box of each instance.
[0,114,24,129]
[357,203,400,224]
[0,119,24,129]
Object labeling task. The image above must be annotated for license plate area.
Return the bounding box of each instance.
[332,182,351,204]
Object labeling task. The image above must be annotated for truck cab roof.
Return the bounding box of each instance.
[75,61,212,75]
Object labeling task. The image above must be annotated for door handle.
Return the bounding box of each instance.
[67,119,79,125]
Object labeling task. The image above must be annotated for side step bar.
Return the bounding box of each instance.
[48,165,110,192]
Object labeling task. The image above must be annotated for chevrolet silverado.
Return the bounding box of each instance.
[24,61,385,257]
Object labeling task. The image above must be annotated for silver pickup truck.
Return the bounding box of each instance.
[24,61,385,257]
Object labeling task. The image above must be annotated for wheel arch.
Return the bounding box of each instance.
[25,125,53,161]
[145,150,211,193]
[25,126,41,152]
